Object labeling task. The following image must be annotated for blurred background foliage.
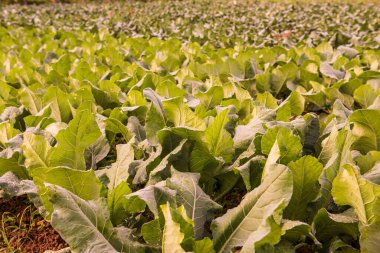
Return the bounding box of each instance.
[0,0,376,5]
[0,0,151,4]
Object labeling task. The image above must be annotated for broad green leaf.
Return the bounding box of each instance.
[21,132,51,169]
[354,84,379,109]
[318,126,355,207]
[0,121,20,148]
[126,90,147,106]
[261,126,302,165]
[163,97,206,130]
[125,183,176,217]
[43,86,72,123]
[156,80,187,98]
[168,126,203,141]
[356,151,380,174]
[194,238,215,253]
[71,60,98,84]
[276,91,305,121]
[143,88,166,121]
[255,69,271,93]
[146,104,166,145]
[91,81,121,110]
[31,167,103,201]
[360,222,380,253]
[105,117,132,142]
[190,142,223,174]
[106,139,135,191]
[262,140,281,180]
[147,139,188,185]
[133,145,163,185]
[46,185,146,253]
[276,101,292,121]
[18,85,43,115]
[212,164,293,253]
[161,203,187,253]
[240,202,286,253]
[312,208,359,242]
[271,62,298,95]
[23,107,55,129]
[285,91,305,116]
[127,116,146,142]
[223,58,245,80]
[166,169,222,239]
[85,136,110,170]
[0,153,28,179]
[363,163,380,184]
[108,182,132,226]
[332,164,380,225]
[320,62,345,80]
[349,109,380,153]
[142,219,162,247]
[195,86,224,110]
[52,54,71,76]
[204,108,234,162]
[232,155,265,191]
[328,238,359,253]
[256,92,278,109]
[233,111,270,149]
[337,46,359,59]
[284,156,323,221]
[281,220,319,244]
[49,108,101,170]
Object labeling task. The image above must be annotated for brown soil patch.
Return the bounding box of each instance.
[296,245,315,253]
[0,195,68,253]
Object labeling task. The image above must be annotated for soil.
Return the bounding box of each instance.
[0,195,68,253]
[296,245,315,253]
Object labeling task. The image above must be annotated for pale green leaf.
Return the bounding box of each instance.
[284,156,323,221]
[0,121,20,148]
[107,182,132,226]
[21,132,51,169]
[163,97,206,130]
[46,185,146,253]
[332,164,380,225]
[349,109,380,153]
[360,222,380,253]
[318,126,355,207]
[241,202,286,253]
[106,139,135,191]
[211,164,293,253]
[261,126,302,165]
[142,219,162,247]
[31,167,103,201]
[312,208,359,242]
[204,108,234,162]
[0,153,28,179]
[161,204,191,253]
[49,108,101,170]
[125,183,176,217]
[166,169,222,239]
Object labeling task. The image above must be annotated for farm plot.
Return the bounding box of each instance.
[0,1,380,253]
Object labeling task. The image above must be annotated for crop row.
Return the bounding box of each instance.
[1,1,380,48]
[0,24,380,252]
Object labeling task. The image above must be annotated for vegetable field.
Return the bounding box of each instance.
[0,1,380,253]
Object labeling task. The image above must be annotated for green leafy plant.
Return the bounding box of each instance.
[0,1,380,252]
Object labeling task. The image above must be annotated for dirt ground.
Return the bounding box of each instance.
[0,195,68,253]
